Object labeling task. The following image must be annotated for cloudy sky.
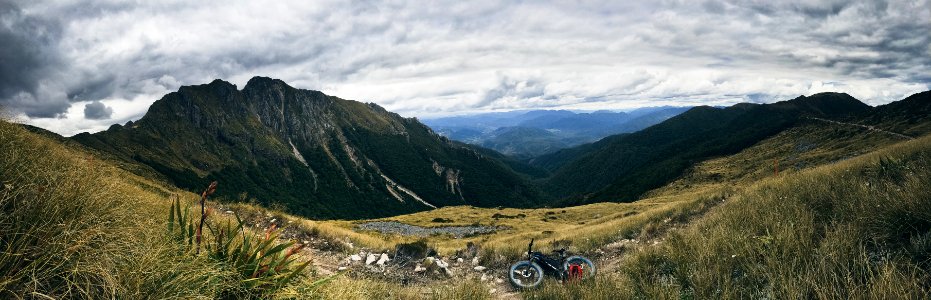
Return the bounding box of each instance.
[1,0,929,136]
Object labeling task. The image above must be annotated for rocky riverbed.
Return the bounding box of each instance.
[356,221,501,238]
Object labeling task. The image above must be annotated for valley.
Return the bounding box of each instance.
[3,2,928,298]
[3,83,930,299]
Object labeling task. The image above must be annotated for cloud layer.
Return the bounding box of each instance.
[1,0,929,135]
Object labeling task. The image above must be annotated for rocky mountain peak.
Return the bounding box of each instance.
[72,77,540,219]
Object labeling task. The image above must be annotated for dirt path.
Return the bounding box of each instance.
[807,117,914,140]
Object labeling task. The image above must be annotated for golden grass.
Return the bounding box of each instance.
[648,122,904,198]
[0,120,240,299]
[313,277,491,300]
[527,132,931,299]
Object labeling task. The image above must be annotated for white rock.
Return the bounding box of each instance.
[414,264,427,273]
[376,253,390,266]
[472,257,480,265]
[365,254,378,265]
[480,274,488,281]
[436,259,449,269]
[270,219,277,223]
[338,266,347,271]
[350,254,362,261]
[457,257,464,263]
[473,266,487,272]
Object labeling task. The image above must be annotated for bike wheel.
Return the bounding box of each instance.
[509,260,544,289]
[563,256,596,280]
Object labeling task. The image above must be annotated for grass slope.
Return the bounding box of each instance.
[525,131,931,299]
[0,118,531,299]
[1,119,236,299]
[536,92,878,206]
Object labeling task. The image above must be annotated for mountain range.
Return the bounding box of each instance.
[534,91,931,206]
[422,107,690,158]
[72,77,540,219]
[65,77,931,219]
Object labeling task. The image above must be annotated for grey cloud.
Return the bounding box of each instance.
[83,100,112,120]
[2,0,929,135]
[0,1,65,117]
[478,77,546,108]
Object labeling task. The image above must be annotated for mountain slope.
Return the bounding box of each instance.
[863,90,931,137]
[72,77,540,219]
[538,92,875,205]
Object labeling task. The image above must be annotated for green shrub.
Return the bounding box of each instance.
[168,193,313,296]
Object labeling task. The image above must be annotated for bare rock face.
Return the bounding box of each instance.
[430,160,464,198]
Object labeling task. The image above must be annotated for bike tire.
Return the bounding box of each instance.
[563,256,596,279]
[508,260,544,289]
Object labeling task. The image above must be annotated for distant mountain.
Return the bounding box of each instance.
[73,77,541,219]
[534,92,902,206]
[423,107,690,158]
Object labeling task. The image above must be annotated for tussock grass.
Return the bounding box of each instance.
[528,134,931,298]
[316,277,491,300]
[0,120,238,298]
[522,274,640,300]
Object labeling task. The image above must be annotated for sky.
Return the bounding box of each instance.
[1,0,929,136]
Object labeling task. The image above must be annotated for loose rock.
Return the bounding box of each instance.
[436,259,449,269]
[376,253,390,266]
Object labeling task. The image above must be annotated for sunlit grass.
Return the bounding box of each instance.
[0,120,238,299]
[527,133,931,298]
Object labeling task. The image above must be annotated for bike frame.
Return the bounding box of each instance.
[525,239,569,279]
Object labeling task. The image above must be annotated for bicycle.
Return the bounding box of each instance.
[508,239,596,289]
